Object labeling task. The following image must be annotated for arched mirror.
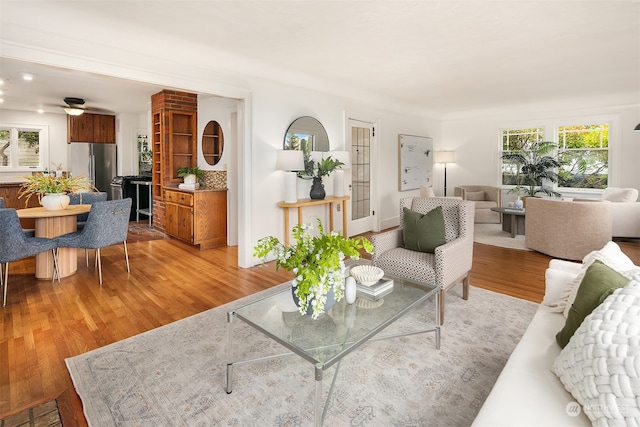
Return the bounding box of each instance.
[284,116,329,178]
[202,120,224,166]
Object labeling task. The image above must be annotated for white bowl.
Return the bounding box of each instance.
[350,265,384,286]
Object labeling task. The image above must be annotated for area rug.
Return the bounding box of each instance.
[473,223,529,251]
[66,284,538,426]
[126,223,168,243]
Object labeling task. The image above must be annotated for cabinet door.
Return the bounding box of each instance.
[94,115,116,143]
[67,114,94,143]
[176,205,193,242]
[165,202,179,238]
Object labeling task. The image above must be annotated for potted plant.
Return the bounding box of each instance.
[501,140,562,198]
[177,166,204,185]
[309,155,344,200]
[19,173,93,210]
[253,219,372,319]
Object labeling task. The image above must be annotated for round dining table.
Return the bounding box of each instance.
[16,205,91,279]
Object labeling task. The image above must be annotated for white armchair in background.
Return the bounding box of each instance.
[601,187,640,238]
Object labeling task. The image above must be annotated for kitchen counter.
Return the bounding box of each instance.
[163,186,227,193]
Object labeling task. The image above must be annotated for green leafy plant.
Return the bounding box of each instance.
[18,173,93,206]
[501,140,562,197]
[253,219,372,319]
[313,156,344,179]
[177,166,204,179]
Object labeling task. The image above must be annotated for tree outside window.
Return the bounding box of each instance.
[0,127,41,168]
[557,124,608,189]
[500,127,545,186]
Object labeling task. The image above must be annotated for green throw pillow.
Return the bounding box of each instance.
[556,260,629,348]
[402,206,446,253]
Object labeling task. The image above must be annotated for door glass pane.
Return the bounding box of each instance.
[351,126,370,220]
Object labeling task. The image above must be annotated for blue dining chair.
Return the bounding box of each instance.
[56,198,132,285]
[68,191,108,230]
[0,209,59,306]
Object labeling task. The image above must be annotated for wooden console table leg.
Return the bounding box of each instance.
[329,203,335,232]
[341,200,348,237]
[283,208,290,247]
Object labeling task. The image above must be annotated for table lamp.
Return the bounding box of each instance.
[330,150,351,197]
[276,150,304,203]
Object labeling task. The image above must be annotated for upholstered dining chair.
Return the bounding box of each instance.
[371,197,475,324]
[0,209,59,306]
[56,198,132,285]
[68,191,108,230]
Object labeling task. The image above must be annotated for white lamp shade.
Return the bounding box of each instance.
[329,150,351,169]
[276,150,304,171]
[434,150,455,164]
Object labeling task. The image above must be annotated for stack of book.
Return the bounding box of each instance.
[356,277,394,300]
[504,207,525,213]
[178,183,200,190]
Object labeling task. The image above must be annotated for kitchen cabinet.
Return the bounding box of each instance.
[0,182,41,229]
[164,188,227,250]
[67,113,115,143]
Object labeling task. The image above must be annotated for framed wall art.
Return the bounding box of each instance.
[398,134,433,191]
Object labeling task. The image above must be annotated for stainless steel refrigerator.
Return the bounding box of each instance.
[68,143,117,199]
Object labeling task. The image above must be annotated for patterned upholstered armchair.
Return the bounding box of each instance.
[371,197,475,324]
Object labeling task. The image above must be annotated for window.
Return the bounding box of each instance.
[500,123,610,192]
[557,124,609,189]
[0,125,45,169]
[500,127,545,186]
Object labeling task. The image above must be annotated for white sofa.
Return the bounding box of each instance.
[602,187,640,238]
[473,242,640,426]
[472,258,591,426]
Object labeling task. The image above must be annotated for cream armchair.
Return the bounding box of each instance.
[371,197,475,324]
[454,185,501,223]
[525,197,612,261]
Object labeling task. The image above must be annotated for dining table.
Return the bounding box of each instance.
[16,205,91,279]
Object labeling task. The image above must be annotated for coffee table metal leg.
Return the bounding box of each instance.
[510,215,516,238]
[435,288,441,350]
[226,311,235,394]
[315,364,323,426]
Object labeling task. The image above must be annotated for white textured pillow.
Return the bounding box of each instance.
[602,187,639,203]
[558,242,640,318]
[552,280,640,425]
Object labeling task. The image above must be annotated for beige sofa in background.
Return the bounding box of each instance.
[454,185,501,223]
[525,197,612,261]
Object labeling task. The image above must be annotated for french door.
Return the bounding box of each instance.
[348,119,376,235]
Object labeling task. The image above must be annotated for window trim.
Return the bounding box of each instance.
[0,123,49,172]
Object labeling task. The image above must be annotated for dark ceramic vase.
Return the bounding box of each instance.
[310,177,325,200]
[291,284,336,316]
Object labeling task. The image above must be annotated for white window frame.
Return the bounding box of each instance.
[0,123,49,172]
[498,115,619,197]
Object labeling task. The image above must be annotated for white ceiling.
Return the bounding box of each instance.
[0,1,638,117]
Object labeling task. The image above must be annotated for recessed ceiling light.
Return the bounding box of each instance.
[21,73,34,81]
[0,99,4,103]
[0,90,4,95]
[0,79,4,85]
[37,109,44,114]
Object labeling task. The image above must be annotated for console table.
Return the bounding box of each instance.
[278,196,349,246]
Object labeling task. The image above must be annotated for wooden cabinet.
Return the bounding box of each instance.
[67,113,115,143]
[168,111,197,183]
[152,112,163,201]
[0,183,41,229]
[164,188,227,250]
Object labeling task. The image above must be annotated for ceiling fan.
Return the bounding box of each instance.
[60,97,113,115]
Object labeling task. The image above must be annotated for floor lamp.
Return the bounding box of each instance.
[276,150,304,203]
[434,150,455,196]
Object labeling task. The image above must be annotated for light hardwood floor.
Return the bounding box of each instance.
[1,231,639,426]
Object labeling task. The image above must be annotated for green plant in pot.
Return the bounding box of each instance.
[309,156,344,200]
[501,140,562,198]
[177,166,204,185]
[18,173,93,210]
[253,219,372,319]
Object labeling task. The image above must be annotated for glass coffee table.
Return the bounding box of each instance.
[225,272,440,426]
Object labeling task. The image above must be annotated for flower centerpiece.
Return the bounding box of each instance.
[254,219,373,319]
[18,173,93,210]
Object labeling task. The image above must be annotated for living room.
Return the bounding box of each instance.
[1,1,639,426]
